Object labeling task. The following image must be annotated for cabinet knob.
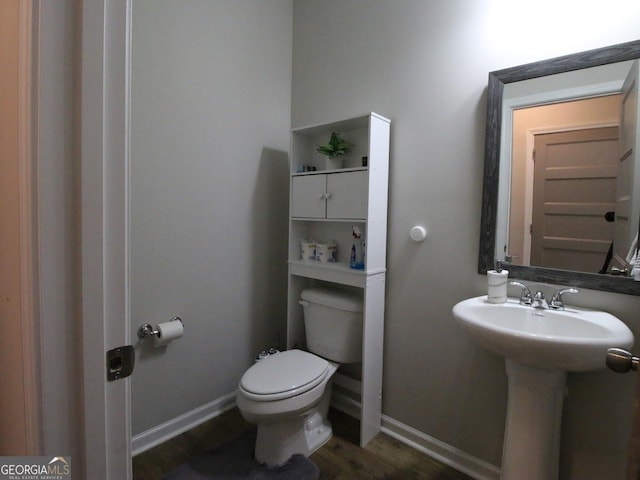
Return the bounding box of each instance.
[324,192,331,199]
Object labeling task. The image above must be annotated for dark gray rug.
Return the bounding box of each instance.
[160,429,320,480]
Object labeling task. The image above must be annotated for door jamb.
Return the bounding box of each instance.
[80,1,132,478]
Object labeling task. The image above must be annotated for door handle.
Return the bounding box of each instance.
[606,348,639,373]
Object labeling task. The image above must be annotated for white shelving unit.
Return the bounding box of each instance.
[286,112,390,447]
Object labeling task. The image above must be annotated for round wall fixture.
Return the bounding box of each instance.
[410,225,427,242]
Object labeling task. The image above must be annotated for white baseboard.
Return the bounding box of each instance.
[132,389,500,480]
[381,415,501,480]
[131,391,237,456]
[331,390,361,418]
[331,392,500,480]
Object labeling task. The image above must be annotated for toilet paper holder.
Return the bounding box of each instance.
[137,316,183,339]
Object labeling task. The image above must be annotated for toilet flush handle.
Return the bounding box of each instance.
[299,300,310,308]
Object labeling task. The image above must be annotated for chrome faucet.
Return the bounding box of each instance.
[532,290,548,310]
[549,288,579,310]
[509,281,532,306]
[509,282,579,310]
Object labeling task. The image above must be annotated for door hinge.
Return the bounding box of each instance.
[106,345,135,381]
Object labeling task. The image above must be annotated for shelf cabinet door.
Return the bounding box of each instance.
[291,175,326,218]
[326,170,368,219]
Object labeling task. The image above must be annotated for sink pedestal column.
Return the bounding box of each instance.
[502,360,567,480]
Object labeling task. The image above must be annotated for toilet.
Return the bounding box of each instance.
[236,287,363,466]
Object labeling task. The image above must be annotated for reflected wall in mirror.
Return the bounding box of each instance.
[479,40,640,295]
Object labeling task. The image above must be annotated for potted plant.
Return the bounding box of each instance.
[317,132,351,170]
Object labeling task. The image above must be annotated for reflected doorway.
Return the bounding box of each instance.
[530,126,619,272]
[507,94,622,272]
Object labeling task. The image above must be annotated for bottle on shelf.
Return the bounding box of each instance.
[349,226,365,270]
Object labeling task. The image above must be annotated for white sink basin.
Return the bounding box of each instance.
[453,296,634,371]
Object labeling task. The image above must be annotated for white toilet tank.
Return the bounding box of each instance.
[300,288,363,363]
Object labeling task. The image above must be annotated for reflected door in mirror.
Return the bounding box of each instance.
[529,127,619,272]
[508,95,621,273]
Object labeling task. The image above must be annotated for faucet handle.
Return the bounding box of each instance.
[509,281,532,305]
[549,288,579,310]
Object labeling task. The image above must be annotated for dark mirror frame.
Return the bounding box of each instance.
[479,39,640,296]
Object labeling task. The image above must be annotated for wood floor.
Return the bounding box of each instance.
[133,408,473,480]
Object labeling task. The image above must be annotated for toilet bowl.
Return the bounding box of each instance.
[236,287,363,466]
[237,349,338,465]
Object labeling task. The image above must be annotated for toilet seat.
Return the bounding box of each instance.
[240,350,329,402]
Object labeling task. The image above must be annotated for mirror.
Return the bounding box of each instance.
[479,40,640,295]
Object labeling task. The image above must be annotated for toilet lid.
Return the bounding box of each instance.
[240,349,329,398]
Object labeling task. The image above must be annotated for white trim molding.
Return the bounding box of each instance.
[132,389,500,479]
[80,0,132,477]
[381,415,500,480]
[131,392,238,456]
[330,392,500,480]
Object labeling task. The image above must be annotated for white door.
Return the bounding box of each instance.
[613,60,640,271]
[80,1,131,478]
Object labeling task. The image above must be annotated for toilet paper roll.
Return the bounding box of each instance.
[154,319,184,347]
[487,269,509,304]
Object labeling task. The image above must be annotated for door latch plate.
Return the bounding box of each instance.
[106,345,135,381]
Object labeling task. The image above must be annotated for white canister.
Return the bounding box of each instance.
[316,241,337,263]
[487,269,509,303]
[300,241,316,261]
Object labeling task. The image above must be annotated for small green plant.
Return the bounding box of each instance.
[316,132,350,158]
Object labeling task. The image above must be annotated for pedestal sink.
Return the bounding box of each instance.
[452,296,634,480]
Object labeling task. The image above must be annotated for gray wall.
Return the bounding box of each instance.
[291,1,640,478]
[128,0,640,477]
[130,0,292,434]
